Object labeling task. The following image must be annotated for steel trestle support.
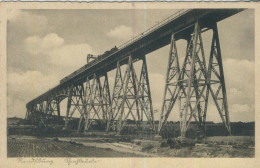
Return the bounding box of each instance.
[26,98,62,126]
[107,55,154,133]
[158,21,231,138]
[65,84,85,130]
[79,73,111,132]
[25,21,230,138]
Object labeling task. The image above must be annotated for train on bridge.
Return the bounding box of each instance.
[60,46,118,84]
[26,9,245,138]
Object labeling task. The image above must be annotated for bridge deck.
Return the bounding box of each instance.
[27,9,244,107]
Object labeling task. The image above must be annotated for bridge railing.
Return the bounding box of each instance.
[118,9,191,50]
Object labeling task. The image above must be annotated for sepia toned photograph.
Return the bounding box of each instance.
[6,7,255,159]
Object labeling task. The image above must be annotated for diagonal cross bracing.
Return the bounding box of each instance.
[158,21,231,138]
[107,55,155,133]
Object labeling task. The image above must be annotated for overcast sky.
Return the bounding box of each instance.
[7,9,254,122]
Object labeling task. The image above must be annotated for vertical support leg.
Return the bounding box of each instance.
[158,21,210,138]
[158,33,180,134]
[84,77,91,132]
[138,55,155,131]
[117,55,141,133]
[83,74,105,131]
[76,84,85,134]
[107,61,125,132]
[42,98,63,125]
[57,100,61,117]
[117,58,132,133]
[179,22,208,138]
[180,23,199,138]
[65,84,85,130]
[102,73,112,124]
[45,101,52,123]
[29,106,34,123]
[206,23,231,135]
[65,86,73,129]
[38,102,48,126]
[131,65,141,125]
[25,108,29,120]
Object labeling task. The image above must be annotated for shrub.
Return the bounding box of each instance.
[160,142,168,148]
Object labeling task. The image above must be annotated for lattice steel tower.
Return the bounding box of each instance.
[158,21,231,138]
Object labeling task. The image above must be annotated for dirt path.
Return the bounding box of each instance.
[59,137,157,157]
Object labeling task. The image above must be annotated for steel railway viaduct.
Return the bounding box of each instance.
[26,9,244,138]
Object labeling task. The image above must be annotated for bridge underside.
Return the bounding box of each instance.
[26,9,243,137]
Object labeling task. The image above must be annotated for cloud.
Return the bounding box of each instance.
[149,73,165,105]
[206,103,253,123]
[24,33,64,55]
[198,58,255,122]
[202,101,254,123]
[8,70,60,118]
[107,25,133,41]
[20,33,95,98]
[8,10,48,35]
[41,33,65,52]
[224,58,254,89]
[24,33,94,70]
[229,104,254,122]
[11,33,96,118]
[24,35,43,55]
[229,87,244,98]
[148,73,165,120]
[7,11,254,123]
[230,104,251,113]
[49,43,94,69]
[223,58,254,105]
[7,98,26,118]
[8,71,59,99]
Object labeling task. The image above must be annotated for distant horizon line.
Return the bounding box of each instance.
[7,116,255,123]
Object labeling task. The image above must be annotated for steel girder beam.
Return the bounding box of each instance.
[158,21,231,138]
[107,55,154,133]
